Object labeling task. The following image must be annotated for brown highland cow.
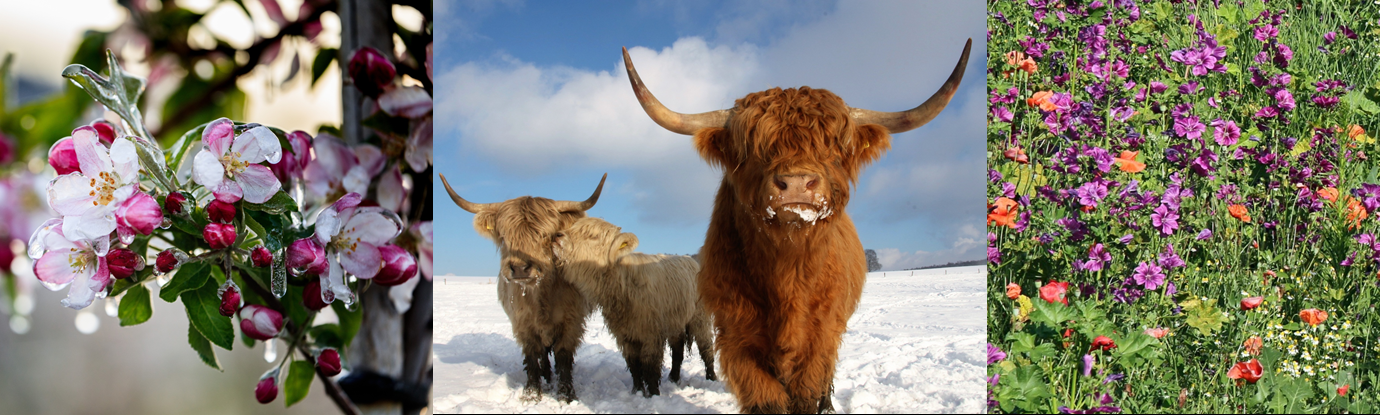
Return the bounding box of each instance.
[552,217,717,397]
[621,39,971,413]
[439,173,606,403]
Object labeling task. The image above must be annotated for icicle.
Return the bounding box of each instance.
[264,338,278,362]
[104,296,120,317]
[271,250,287,298]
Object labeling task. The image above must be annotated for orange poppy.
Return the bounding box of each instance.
[1005,51,1027,66]
[1227,359,1263,384]
[1003,51,1038,75]
[1243,336,1263,355]
[1040,281,1069,305]
[1300,308,1328,326]
[1005,283,1021,300]
[1229,204,1251,223]
[1347,197,1368,229]
[1003,147,1030,164]
[1027,91,1056,111]
[988,197,1020,228]
[1144,327,1168,339]
[1350,124,1367,140]
[1318,187,1339,202]
[1114,151,1146,173]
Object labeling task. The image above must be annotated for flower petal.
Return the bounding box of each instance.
[109,138,140,182]
[203,118,235,156]
[343,207,404,244]
[377,166,405,213]
[28,218,70,259]
[62,207,117,242]
[341,241,382,279]
[47,174,99,217]
[34,250,86,290]
[233,126,283,164]
[388,274,420,313]
[405,117,432,172]
[322,257,355,305]
[72,128,112,179]
[378,86,432,118]
[343,165,371,196]
[60,258,109,310]
[235,164,282,204]
[355,145,385,177]
[192,148,226,189]
[214,179,244,203]
[311,134,355,182]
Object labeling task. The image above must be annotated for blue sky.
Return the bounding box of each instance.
[432,0,987,276]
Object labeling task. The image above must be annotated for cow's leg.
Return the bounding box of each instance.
[717,316,788,412]
[690,315,718,381]
[553,348,577,403]
[669,331,687,383]
[817,380,835,414]
[623,343,645,395]
[518,340,545,402]
[643,339,665,397]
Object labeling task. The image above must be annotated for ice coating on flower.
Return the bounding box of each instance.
[373,244,417,286]
[239,304,283,340]
[255,373,278,404]
[106,248,143,279]
[219,282,242,317]
[271,130,313,182]
[377,166,406,213]
[164,191,189,216]
[312,193,404,305]
[251,246,273,268]
[288,238,328,276]
[347,46,395,98]
[28,218,113,310]
[207,199,236,224]
[114,191,164,242]
[46,130,140,241]
[302,134,382,203]
[192,118,283,204]
[47,137,81,175]
[203,223,237,250]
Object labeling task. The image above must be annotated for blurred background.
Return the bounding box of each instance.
[0,0,426,412]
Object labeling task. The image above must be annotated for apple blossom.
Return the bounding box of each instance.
[164,191,189,216]
[318,348,342,376]
[219,283,242,317]
[106,248,143,279]
[373,244,417,286]
[239,304,283,340]
[251,246,273,267]
[312,193,404,305]
[207,199,236,224]
[47,137,80,175]
[405,117,432,172]
[347,46,395,98]
[287,238,328,276]
[27,218,112,309]
[302,279,329,311]
[191,118,283,204]
[46,127,140,241]
[114,191,164,241]
[203,223,237,250]
[378,86,431,118]
[155,249,184,274]
[255,371,279,404]
[411,221,432,280]
[91,120,118,145]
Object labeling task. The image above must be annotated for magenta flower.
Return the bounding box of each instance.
[288,238,328,276]
[347,46,395,98]
[239,304,283,340]
[1151,204,1179,236]
[1211,119,1240,146]
[406,117,432,172]
[192,118,283,204]
[27,218,112,309]
[302,134,383,204]
[373,244,417,286]
[255,373,278,404]
[1173,116,1205,140]
[47,137,80,175]
[1131,261,1166,290]
[312,193,405,305]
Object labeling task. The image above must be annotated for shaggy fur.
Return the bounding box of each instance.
[553,217,717,397]
[465,196,595,403]
[690,87,891,414]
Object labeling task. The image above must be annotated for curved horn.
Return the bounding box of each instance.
[851,38,972,134]
[622,47,730,135]
[439,173,497,214]
[553,173,608,213]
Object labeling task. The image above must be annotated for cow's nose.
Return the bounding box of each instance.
[773,174,820,204]
[509,262,533,280]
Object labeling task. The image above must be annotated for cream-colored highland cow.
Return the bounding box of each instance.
[552,217,717,397]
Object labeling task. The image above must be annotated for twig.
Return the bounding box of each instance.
[298,345,363,415]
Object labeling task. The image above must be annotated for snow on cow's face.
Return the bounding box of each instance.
[692,87,891,228]
[471,197,586,286]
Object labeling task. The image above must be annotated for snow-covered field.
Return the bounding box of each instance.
[433,266,987,413]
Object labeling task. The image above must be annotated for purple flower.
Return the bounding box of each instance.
[1274,43,1293,68]
[1197,228,1213,240]
[1274,89,1296,111]
[1255,106,1279,119]
[1083,355,1095,377]
[1076,182,1109,207]
[1118,234,1134,244]
[1254,25,1279,42]
[1353,184,1380,212]
[988,246,1001,265]
[992,106,1014,123]
[1085,147,1115,173]
[1151,204,1179,236]
[1131,261,1166,290]
[1149,81,1168,94]
[1324,31,1337,45]
[1212,119,1240,146]
[988,343,1007,365]
[1158,244,1185,268]
[1084,243,1112,272]
[1190,148,1218,176]
[1178,81,1200,95]
[1174,116,1206,140]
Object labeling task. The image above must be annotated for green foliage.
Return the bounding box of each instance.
[284,360,315,407]
[118,283,153,326]
[182,271,234,350]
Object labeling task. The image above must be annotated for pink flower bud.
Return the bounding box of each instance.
[252,246,274,268]
[239,304,284,341]
[207,199,236,224]
[0,132,14,164]
[255,376,278,404]
[156,249,182,273]
[164,192,189,216]
[0,239,13,273]
[48,137,80,175]
[303,279,330,311]
[287,238,327,276]
[373,245,417,286]
[219,284,242,317]
[318,348,342,376]
[204,223,237,250]
[91,120,118,145]
[116,192,165,236]
[347,46,395,98]
[271,131,313,182]
[107,248,144,279]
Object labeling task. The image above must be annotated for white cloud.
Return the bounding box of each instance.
[874,223,985,271]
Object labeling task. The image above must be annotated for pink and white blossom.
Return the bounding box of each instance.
[303,134,382,204]
[192,118,283,204]
[313,193,404,305]
[411,221,432,280]
[239,304,283,340]
[378,86,431,119]
[405,117,432,172]
[27,218,113,309]
[46,128,140,241]
[114,191,164,242]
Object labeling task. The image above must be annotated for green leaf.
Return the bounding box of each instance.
[312,48,338,88]
[188,322,222,371]
[1029,300,1077,328]
[160,261,210,302]
[118,283,154,326]
[333,301,362,348]
[1343,90,1380,115]
[244,191,299,215]
[284,360,315,407]
[182,276,235,350]
[309,324,345,350]
[245,210,287,251]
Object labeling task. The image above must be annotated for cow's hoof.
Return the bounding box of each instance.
[520,386,542,403]
[557,384,577,403]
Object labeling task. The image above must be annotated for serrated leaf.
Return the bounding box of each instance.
[1029,299,1077,328]
[118,283,153,326]
[284,360,315,407]
[1343,90,1380,115]
[182,276,235,350]
[160,261,210,302]
[189,322,222,371]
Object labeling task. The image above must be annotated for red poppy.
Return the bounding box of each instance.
[1300,308,1328,326]
[1339,384,1350,396]
[1005,283,1021,300]
[988,197,1020,229]
[1144,328,1168,339]
[1040,281,1070,305]
[1229,204,1251,223]
[1227,359,1263,384]
[1240,296,1264,311]
[1090,335,1117,352]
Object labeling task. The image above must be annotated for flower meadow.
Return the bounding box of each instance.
[987,1,1380,413]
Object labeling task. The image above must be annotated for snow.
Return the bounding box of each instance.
[433,266,986,413]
